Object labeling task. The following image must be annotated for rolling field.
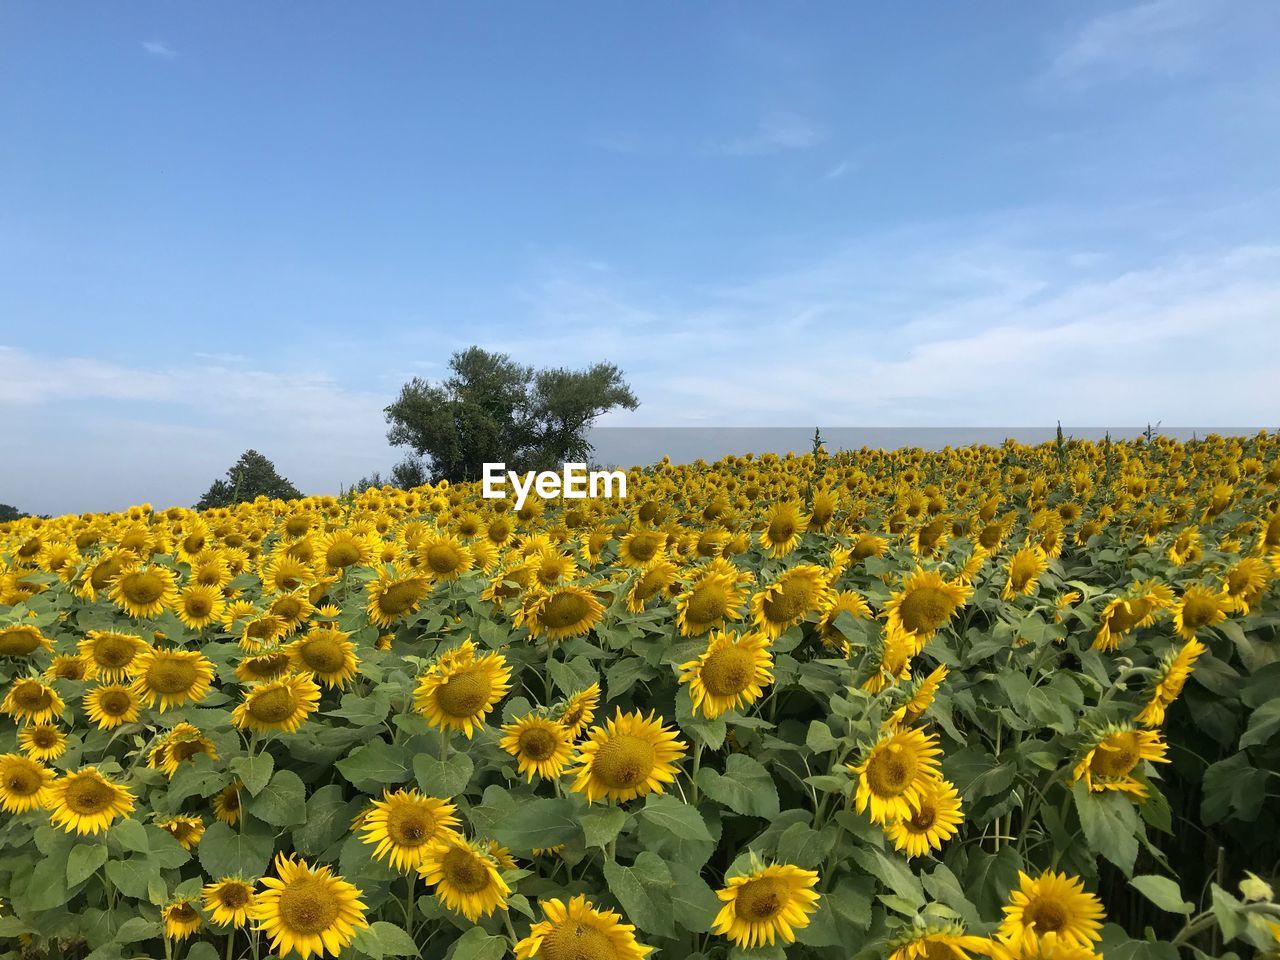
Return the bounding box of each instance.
[1,434,1279,960]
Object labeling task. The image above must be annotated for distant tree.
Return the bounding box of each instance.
[384,347,639,483]
[0,503,26,523]
[196,450,302,509]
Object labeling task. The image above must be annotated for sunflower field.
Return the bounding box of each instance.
[2,433,1280,960]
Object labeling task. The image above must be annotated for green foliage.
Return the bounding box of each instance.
[195,448,302,508]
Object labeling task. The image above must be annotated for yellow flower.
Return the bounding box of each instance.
[517,585,606,641]
[232,673,322,734]
[887,923,992,960]
[1092,581,1173,652]
[0,625,51,658]
[108,564,179,618]
[500,714,576,781]
[998,870,1105,948]
[78,630,148,680]
[0,752,55,812]
[678,629,773,719]
[1136,639,1206,726]
[758,501,808,558]
[48,767,135,834]
[156,814,206,850]
[252,853,369,959]
[286,626,359,688]
[365,571,431,627]
[886,665,949,730]
[849,726,944,824]
[618,528,668,567]
[17,723,67,761]
[557,683,600,737]
[203,877,257,928]
[516,894,653,960]
[128,647,216,711]
[884,777,964,857]
[750,564,830,639]
[148,722,218,777]
[162,898,202,941]
[417,532,474,581]
[625,559,678,613]
[675,561,752,637]
[418,835,510,921]
[1071,725,1169,797]
[883,569,972,646]
[359,789,461,872]
[712,862,821,948]
[413,642,512,738]
[988,929,1102,960]
[175,583,226,630]
[83,683,141,729]
[569,709,687,804]
[1,678,64,725]
[1003,546,1049,600]
[1171,584,1228,640]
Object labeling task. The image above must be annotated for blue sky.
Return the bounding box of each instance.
[2,1,1279,514]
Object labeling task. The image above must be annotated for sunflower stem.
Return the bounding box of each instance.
[440,727,451,762]
[501,908,519,946]
[225,930,235,960]
[404,871,417,940]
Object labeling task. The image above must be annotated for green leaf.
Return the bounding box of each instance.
[1130,875,1193,914]
[638,794,713,842]
[446,925,509,960]
[669,861,720,933]
[1073,781,1139,875]
[697,755,779,818]
[1201,753,1268,825]
[580,804,628,849]
[603,852,676,938]
[249,769,307,827]
[352,921,419,958]
[198,820,275,879]
[338,740,413,791]
[68,843,108,887]
[491,797,583,852]
[805,720,839,753]
[294,784,355,857]
[1240,700,1280,749]
[414,750,474,798]
[850,847,924,909]
[231,752,276,796]
[114,917,161,943]
[107,818,149,854]
[105,857,161,900]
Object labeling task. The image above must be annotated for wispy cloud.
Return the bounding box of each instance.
[823,160,853,181]
[141,39,178,60]
[1048,0,1208,84]
[717,112,824,156]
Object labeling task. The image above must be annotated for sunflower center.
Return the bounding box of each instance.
[908,802,937,831]
[634,571,665,601]
[169,903,198,923]
[628,534,661,562]
[378,581,425,615]
[540,593,590,629]
[300,637,346,673]
[170,738,210,763]
[31,727,58,747]
[386,805,436,846]
[763,577,816,623]
[90,557,126,589]
[899,587,954,634]
[100,690,133,716]
[0,628,42,656]
[185,595,213,617]
[735,877,787,922]
[699,646,755,697]
[592,735,656,790]
[94,636,138,668]
[866,744,918,797]
[767,517,796,544]
[540,923,617,960]
[327,543,362,568]
[441,848,493,894]
[219,884,250,908]
[4,766,41,796]
[147,658,199,694]
[517,727,559,761]
[12,683,51,711]
[65,776,114,814]
[278,877,342,935]
[426,545,462,575]
[436,669,493,719]
[248,687,298,724]
[1182,596,1219,629]
[121,572,165,604]
[1090,734,1141,778]
[685,583,728,625]
[1023,896,1069,935]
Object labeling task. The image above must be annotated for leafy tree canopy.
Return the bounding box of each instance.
[384,347,639,483]
[196,449,302,510]
[0,503,27,523]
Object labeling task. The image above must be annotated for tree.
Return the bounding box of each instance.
[196,450,302,509]
[0,503,26,523]
[384,347,639,483]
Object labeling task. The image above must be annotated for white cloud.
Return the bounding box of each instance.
[717,112,824,155]
[823,160,853,181]
[1049,0,1208,83]
[141,39,178,59]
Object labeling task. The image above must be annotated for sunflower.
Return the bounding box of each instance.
[988,929,1101,960]
[84,683,142,729]
[18,722,67,761]
[887,923,993,960]
[162,898,202,941]
[1091,581,1173,652]
[44,654,88,681]
[515,894,653,960]
[318,530,375,573]
[1136,639,1206,726]
[149,722,219,776]
[849,533,889,563]
[712,862,821,948]
[1221,556,1269,613]
[286,627,359,688]
[48,767,135,834]
[0,752,55,812]
[232,673,322,734]
[863,628,916,694]
[252,853,369,959]
[568,709,687,804]
[1171,584,1228,640]
[883,569,972,647]
[849,726,944,824]
[203,877,257,928]
[365,572,431,628]
[625,558,678,613]
[0,624,51,658]
[418,532,474,581]
[156,814,206,850]
[1003,546,1049,600]
[886,664,949,730]
[675,562,752,637]
[261,554,318,594]
[128,647,215,710]
[418,835,510,921]
[750,565,830,639]
[817,590,872,647]
[413,643,511,738]
[1071,725,1169,797]
[175,583,226,630]
[998,870,1105,948]
[2,678,64,725]
[517,585,607,641]
[557,683,600,737]
[213,782,243,825]
[360,788,461,872]
[618,529,668,567]
[268,591,315,633]
[236,648,294,683]
[78,630,147,681]
[1167,527,1202,566]
[679,630,773,719]
[759,501,808,558]
[884,777,964,857]
[500,714,575,781]
[108,564,179,618]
